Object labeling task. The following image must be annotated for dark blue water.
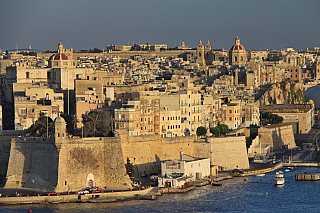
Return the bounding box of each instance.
[1,167,320,213]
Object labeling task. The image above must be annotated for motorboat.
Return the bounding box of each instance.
[211,182,222,186]
[285,169,290,172]
[256,174,266,177]
[273,171,285,185]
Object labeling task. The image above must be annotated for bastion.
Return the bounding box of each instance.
[5,117,131,192]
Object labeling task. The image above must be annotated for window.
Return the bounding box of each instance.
[21,108,27,115]
[26,72,30,79]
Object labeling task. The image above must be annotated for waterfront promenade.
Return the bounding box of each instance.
[1,161,319,206]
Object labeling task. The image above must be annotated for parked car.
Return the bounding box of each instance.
[132,182,139,187]
[78,190,89,195]
[92,190,104,194]
[232,169,243,174]
[28,192,40,196]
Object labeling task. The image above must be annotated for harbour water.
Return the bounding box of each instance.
[1,167,320,213]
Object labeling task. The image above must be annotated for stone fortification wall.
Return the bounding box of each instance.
[258,123,296,150]
[55,137,131,192]
[5,137,58,191]
[121,134,195,176]
[194,136,249,170]
[0,130,24,183]
[5,136,131,192]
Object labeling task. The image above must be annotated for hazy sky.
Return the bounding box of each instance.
[0,0,319,51]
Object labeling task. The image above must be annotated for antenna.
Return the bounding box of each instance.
[128,39,129,46]
[175,39,176,47]
[16,43,18,54]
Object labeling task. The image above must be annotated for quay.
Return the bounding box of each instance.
[295,173,320,181]
[1,161,320,206]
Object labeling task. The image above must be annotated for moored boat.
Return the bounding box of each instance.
[273,171,284,185]
[211,182,222,186]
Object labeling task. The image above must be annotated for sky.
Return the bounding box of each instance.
[0,0,319,52]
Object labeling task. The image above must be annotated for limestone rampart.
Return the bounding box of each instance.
[5,137,57,191]
[121,134,195,175]
[194,136,250,170]
[5,136,131,193]
[258,123,296,150]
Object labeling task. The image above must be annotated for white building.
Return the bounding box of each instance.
[160,152,210,182]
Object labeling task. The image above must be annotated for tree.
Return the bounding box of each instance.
[26,113,53,137]
[60,112,79,135]
[196,126,207,137]
[210,126,220,136]
[125,157,135,177]
[218,124,229,136]
[82,110,113,137]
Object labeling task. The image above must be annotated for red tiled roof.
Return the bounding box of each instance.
[230,45,244,51]
[53,53,69,60]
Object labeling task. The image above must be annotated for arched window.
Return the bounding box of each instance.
[235,56,238,62]
[241,56,243,61]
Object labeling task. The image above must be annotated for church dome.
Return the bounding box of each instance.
[305,86,320,108]
[230,37,246,51]
[230,44,245,51]
[50,53,69,60]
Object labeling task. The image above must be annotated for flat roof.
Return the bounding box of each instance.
[260,104,312,113]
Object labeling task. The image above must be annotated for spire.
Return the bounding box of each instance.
[206,40,210,46]
[199,40,202,45]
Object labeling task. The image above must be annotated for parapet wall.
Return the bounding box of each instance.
[259,123,296,150]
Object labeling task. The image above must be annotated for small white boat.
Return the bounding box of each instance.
[285,169,290,172]
[273,171,285,185]
[256,174,266,177]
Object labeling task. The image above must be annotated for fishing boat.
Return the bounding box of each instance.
[273,171,284,185]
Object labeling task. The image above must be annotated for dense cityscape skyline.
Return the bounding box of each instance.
[1,0,319,51]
